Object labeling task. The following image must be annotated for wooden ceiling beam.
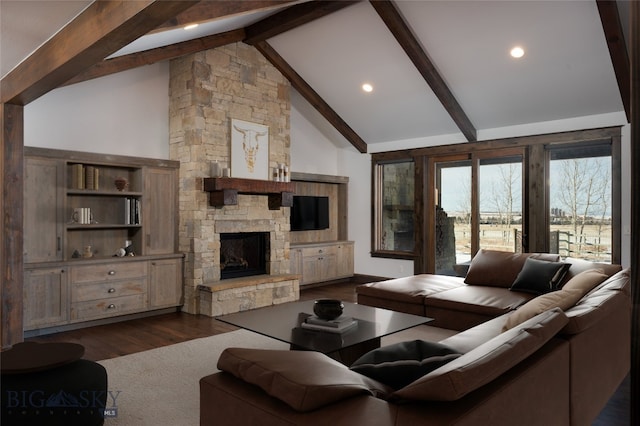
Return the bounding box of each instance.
[244,0,359,45]
[370,0,477,142]
[63,29,246,86]
[255,40,367,153]
[152,0,295,33]
[597,0,631,123]
[0,0,201,106]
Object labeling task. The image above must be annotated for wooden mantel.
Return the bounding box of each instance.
[203,177,295,209]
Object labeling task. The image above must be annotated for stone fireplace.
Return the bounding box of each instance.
[169,42,299,315]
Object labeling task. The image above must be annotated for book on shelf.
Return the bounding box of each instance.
[85,166,95,190]
[71,164,84,189]
[301,316,357,333]
[70,163,100,190]
[119,197,140,225]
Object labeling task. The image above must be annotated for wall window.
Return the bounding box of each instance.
[375,127,622,274]
[372,160,415,258]
[548,142,613,262]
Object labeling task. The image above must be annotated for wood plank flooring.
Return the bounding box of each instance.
[24,281,629,424]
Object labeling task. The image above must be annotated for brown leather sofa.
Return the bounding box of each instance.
[200,252,630,425]
[356,250,624,330]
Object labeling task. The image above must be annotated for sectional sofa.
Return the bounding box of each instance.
[200,251,631,425]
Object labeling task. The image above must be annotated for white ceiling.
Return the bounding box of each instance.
[0,1,627,149]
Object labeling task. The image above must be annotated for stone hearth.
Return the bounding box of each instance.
[169,42,299,315]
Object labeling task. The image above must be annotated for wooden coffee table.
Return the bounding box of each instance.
[216,300,432,365]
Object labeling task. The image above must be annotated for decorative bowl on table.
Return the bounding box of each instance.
[313,299,344,320]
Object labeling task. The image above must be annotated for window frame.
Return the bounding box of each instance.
[371,156,416,260]
[371,127,622,273]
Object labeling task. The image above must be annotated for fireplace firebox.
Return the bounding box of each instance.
[220,232,268,279]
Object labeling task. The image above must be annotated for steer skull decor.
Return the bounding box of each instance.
[230,118,269,180]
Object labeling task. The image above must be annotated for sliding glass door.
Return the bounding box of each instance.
[434,159,472,275]
[478,155,523,253]
[431,150,524,275]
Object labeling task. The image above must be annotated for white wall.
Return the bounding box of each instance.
[25,62,170,159]
[290,103,340,176]
[24,64,632,276]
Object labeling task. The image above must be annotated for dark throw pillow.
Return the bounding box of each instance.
[510,257,570,295]
[349,340,461,390]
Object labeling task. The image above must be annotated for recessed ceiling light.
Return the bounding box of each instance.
[362,83,373,93]
[510,46,525,59]
[184,23,199,30]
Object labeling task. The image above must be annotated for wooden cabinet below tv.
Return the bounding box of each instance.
[290,241,354,285]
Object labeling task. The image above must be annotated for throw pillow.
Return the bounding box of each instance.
[349,340,462,390]
[561,268,608,293]
[502,268,608,331]
[217,348,391,412]
[558,258,621,287]
[510,257,570,295]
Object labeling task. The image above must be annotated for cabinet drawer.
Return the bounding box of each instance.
[72,278,146,303]
[300,245,337,257]
[71,262,147,283]
[71,294,146,321]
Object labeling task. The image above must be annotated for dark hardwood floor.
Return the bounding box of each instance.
[25,281,629,424]
[25,281,359,361]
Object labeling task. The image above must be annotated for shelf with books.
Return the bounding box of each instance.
[67,162,142,193]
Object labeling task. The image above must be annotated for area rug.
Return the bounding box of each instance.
[98,325,455,425]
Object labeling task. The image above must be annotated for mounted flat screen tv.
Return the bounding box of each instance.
[290,196,329,231]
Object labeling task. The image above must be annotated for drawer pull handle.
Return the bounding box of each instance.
[108,270,116,276]
[107,304,116,309]
[318,249,323,253]
[108,288,116,293]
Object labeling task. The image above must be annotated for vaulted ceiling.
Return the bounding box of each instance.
[0,1,630,153]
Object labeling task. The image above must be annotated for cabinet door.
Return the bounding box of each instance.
[336,243,354,278]
[24,157,63,262]
[301,253,337,284]
[144,168,177,254]
[24,267,68,330]
[149,258,183,308]
[301,255,322,284]
[289,248,302,275]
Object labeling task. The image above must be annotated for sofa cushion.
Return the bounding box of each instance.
[562,268,631,335]
[509,257,570,295]
[464,250,561,288]
[502,268,608,331]
[350,340,462,390]
[356,275,465,305]
[217,348,391,412]
[439,314,510,354]
[425,285,535,317]
[559,257,622,287]
[392,308,569,402]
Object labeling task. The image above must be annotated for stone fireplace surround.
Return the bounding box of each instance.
[169,42,299,316]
